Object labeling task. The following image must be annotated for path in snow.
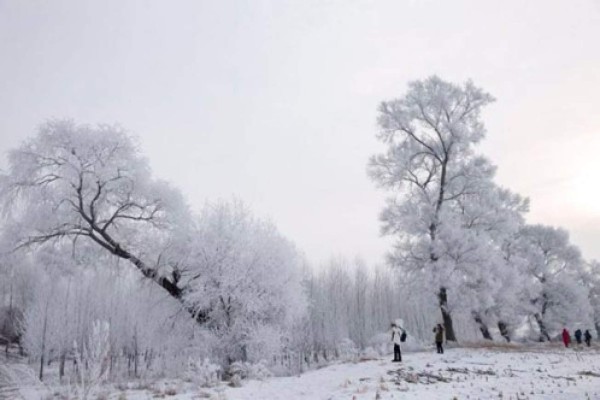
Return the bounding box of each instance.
[225,346,600,400]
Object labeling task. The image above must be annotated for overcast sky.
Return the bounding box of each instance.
[1,0,599,265]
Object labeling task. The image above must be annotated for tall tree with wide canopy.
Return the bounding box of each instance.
[0,120,199,320]
[368,76,496,341]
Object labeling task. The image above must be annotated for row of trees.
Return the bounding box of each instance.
[368,76,600,342]
[304,257,482,354]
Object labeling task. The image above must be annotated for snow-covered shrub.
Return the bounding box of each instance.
[227,360,272,382]
[360,346,380,360]
[337,338,359,361]
[185,358,221,387]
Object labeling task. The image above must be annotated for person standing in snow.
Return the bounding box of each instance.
[584,329,592,347]
[562,327,571,348]
[390,322,404,362]
[433,324,444,354]
[574,329,583,345]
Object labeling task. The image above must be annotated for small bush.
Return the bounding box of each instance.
[185,358,221,387]
[164,387,178,396]
[227,360,273,382]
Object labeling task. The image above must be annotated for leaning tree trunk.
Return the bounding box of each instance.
[472,312,493,340]
[498,321,511,342]
[438,287,457,341]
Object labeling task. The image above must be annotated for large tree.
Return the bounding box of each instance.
[368,76,496,341]
[451,185,528,340]
[513,224,592,341]
[0,120,198,319]
[180,201,306,364]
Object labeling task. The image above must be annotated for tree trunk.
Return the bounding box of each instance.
[39,354,45,382]
[438,287,456,341]
[59,353,66,381]
[498,321,511,342]
[134,330,139,378]
[472,312,493,340]
[39,305,49,381]
[534,313,551,342]
[241,345,248,362]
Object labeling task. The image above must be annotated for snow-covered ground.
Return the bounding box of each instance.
[106,344,600,400]
[4,344,600,399]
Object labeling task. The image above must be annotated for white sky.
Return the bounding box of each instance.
[1,0,599,265]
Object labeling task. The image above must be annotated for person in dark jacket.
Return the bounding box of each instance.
[574,329,583,345]
[584,329,592,347]
[562,328,571,348]
[433,324,444,354]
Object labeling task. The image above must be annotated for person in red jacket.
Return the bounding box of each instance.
[562,328,571,347]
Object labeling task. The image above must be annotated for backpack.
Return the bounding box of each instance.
[400,330,407,342]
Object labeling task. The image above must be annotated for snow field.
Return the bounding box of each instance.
[107,346,600,400]
[225,346,600,400]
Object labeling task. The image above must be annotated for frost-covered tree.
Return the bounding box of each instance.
[180,201,307,364]
[450,185,528,340]
[73,320,110,400]
[350,259,370,348]
[0,120,196,319]
[579,260,600,339]
[513,225,592,341]
[22,274,58,381]
[368,76,497,341]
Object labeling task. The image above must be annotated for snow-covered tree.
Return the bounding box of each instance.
[368,76,498,341]
[73,320,111,400]
[578,260,600,339]
[180,201,307,364]
[22,274,58,381]
[513,225,592,341]
[0,120,201,320]
[450,185,528,340]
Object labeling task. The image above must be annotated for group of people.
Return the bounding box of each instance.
[561,327,593,348]
[390,321,446,362]
[391,322,594,362]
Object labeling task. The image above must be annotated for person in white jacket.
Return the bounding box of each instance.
[390,322,404,362]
